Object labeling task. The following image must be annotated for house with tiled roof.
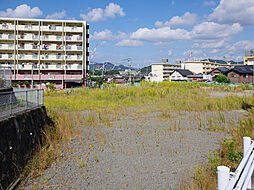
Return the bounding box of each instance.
[225,65,253,83]
[170,69,193,81]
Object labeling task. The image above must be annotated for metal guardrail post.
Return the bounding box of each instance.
[243,137,252,189]
[217,166,230,190]
[25,90,28,109]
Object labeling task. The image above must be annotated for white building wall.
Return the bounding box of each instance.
[184,62,203,74]
[151,64,164,82]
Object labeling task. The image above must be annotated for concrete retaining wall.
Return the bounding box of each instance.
[0,106,50,189]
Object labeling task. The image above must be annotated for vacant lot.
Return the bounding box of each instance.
[21,82,254,189]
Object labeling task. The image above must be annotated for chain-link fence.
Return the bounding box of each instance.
[0,66,12,88]
[0,89,44,119]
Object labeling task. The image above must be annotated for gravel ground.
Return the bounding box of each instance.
[22,109,246,190]
[209,90,254,98]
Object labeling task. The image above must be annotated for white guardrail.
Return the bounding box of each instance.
[218,137,254,190]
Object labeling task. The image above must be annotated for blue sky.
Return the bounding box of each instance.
[1,0,254,67]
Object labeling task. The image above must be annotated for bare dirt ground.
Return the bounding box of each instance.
[22,108,247,190]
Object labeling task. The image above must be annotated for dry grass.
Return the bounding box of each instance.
[179,109,254,190]
[19,81,254,188]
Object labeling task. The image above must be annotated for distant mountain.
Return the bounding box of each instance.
[89,62,135,71]
[139,65,151,74]
[201,58,244,65]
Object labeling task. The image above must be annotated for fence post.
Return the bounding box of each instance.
[37,89,39,105]
[243,136,252,189]
[217,166,230,190]
[9,92,12,115]
[42,90,44,105]
[25,90,28,109]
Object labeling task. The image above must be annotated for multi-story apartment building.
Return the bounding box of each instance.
[244,50,254,65]
[149,62,182,82]
[183,60,241,74]
[0,17,89,89]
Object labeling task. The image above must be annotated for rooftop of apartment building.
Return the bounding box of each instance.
[0,17,88,24]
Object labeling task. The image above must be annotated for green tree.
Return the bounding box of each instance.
[216,74,230,83]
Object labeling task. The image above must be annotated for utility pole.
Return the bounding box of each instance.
[128,59,131,83]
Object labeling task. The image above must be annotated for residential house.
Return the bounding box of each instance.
[208,67,230,81]
[170,69,193,81]
[225,65,253,83]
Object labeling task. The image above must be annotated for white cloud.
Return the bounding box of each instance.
[91,29,113,41]
[115,39,143,47]
[0,4,42,18]
[203,1,216,6]
[104,3,125,18]
[46,10,66,19]
[115,32,128,40]
[208,0,254,25]
[168,50,173,56]
[191,22,243,40]
[130,21,242,44]
[228,40,254,53]
[130,27,191,42]
[80,8,104,22]
[193,40,228,49]
[155,12,198,28]
[80,3,125,22]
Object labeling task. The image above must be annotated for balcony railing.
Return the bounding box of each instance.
[0,54,13,59]
[14,74,82,80]
[42,25,63,32]
[65,26,83,32]
[0,44,14,50]
[66,36,82,41]
[17,25,39,31]
[18,55,38,60]
[18,34,39,40]
[41,55,64,60]
[0,24,15,30]
[43,35,62,41]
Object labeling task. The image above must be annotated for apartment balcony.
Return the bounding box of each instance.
[14,74,82,80]
[17,34,39,40]
[18,54,38,60]
[41,25,63,32]
[41,54,64,60]
[64,74,83,80]
[41,64,64,70]
[65,45,82,51]
[0,44,14,50]
[0,34,14,40]
[0,24,15,30]
[18,44,39,50]
[43,35,62,41]
[17,25,39,31]
[0,54,13,60]
[66,64,82,70]
[65,26,83,32]
[41,44,64,51]
[66,55,82,61]
[65,36,82,41]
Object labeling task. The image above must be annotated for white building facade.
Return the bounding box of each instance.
[0,17,89,89]
[149,63,181,82]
